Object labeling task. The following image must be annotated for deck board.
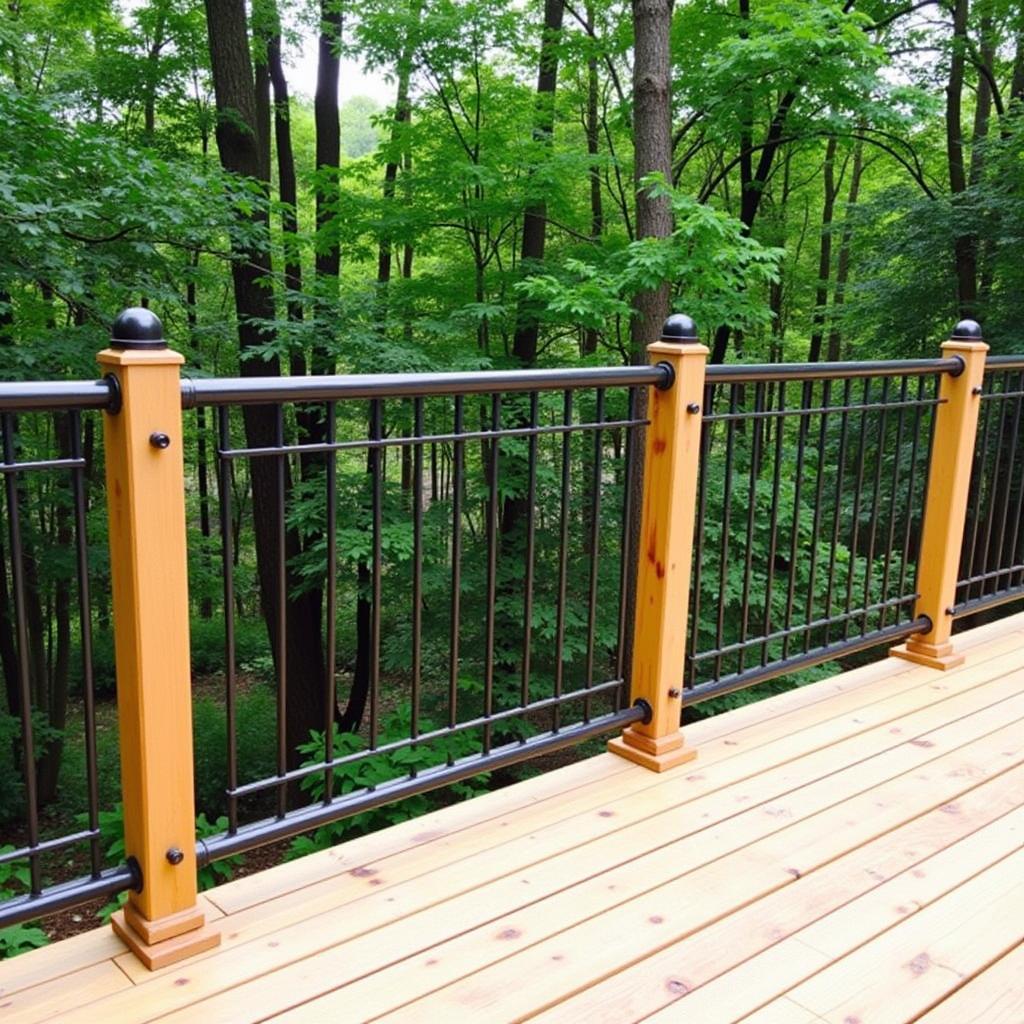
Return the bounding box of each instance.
[6,612,1024,1024]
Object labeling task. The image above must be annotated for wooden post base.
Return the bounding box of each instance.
[112,905,221,971]
[608,727,697,772]
[890,639,966,671]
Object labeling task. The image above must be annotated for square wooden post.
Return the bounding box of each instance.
[891,320,989,670]
[99,308,220,969]
[609,315,707,771]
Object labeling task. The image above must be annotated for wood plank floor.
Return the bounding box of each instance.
[4,612,1024,1023]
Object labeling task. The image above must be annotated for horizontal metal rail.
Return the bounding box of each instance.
[200,705,646,864]
[219,416,647,462]
[984,355,1024,372]
[0,379,115,412]
[687,617,930,705]
[230,678,627,799]
[953,585,1024,620]
[181,365,668,408]
[0,356,984,415]
[0,864,138,930]
[704,357,962,384]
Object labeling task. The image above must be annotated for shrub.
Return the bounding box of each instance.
[192,687,277,819]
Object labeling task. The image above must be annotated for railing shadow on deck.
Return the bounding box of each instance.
[1,309,1022,969]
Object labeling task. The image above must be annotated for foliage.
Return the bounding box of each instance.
[192,688,279,818]
[2,0,1023,939]
[517,178,782,335]
[286,708,491,859]
[0,848,49,958]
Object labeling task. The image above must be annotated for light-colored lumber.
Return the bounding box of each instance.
[0,960,131,1024]
[0,926,127,999]
[364,717,1024,1023]
[741,998,830,1024]
[211,617,1024,920]
[892,334,988,669]
[610,332,707,770]
[98,341,215,966]
[105,667,1024,1019]
[7,615,1024,1024]
[634,800,1024,1024]
[113,640,1024,990]
[915,942,1024,1024]
[779,851,1024,1023]
[531,771,1024,1024]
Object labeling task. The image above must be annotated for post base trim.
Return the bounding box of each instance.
[112,907,221,971]
[608,728,697,772]
[890,640,965,671]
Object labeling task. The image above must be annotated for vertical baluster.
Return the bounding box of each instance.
[217,407,238,834]
[804,379,831,653]
[2,414,41,896]
[448,396,464,761]
[70,411,102,877]
[411,398,424,769]
[483,394,500,754]
[324,403,337,801]
[553,390,573,733]
[584,389,605,721]
[522,392,539,715]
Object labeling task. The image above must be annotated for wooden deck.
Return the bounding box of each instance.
[4,612,1024,1024]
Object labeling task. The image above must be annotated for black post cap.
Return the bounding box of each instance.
[111,307,165,350]
[951,319,983,340]
[660,313,698,342]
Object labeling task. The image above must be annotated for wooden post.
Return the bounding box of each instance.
[99,309,220,969]
[891,319,988,671]
[609,314,707,771]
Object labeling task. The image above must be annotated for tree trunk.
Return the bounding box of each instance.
[204,0,328,771]
[827,140,864,361]
[143,2,168,140]
[377,1,420,324]
[946,0,977,318]
[186,249,214,619]
[512,0,566,366]
[808,137,838,363]
[711,87,798,363]
[263,8,303,329]
[630,0,674,356]
[582,1,603,357]
[315,1,342,307]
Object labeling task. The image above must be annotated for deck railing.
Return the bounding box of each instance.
[0,309,1021,968]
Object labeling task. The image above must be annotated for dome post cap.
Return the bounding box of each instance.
[951,319,983,340]
[660,313,698,342]
[111,308,166,350]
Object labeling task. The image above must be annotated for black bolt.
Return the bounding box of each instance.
[668,688,681,698]
[166,847,184,866]
[686,403,700,414]
[972,386,983,395]
[945,606,955,616]
[149,432,171,450]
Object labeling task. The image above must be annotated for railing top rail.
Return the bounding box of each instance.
[0,379,115,412]
[3,355,1021,416]
[180,365,668,408]
[705,356,963,385]
[983,354,1024,371]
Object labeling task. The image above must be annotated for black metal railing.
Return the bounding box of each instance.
[953,355,1024,619]
[682,359,956,703]
[6,340,1024,935]
[184,367,657,862]
[0,382,138,930]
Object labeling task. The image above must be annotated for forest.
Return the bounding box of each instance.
[1,0,1023,953]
